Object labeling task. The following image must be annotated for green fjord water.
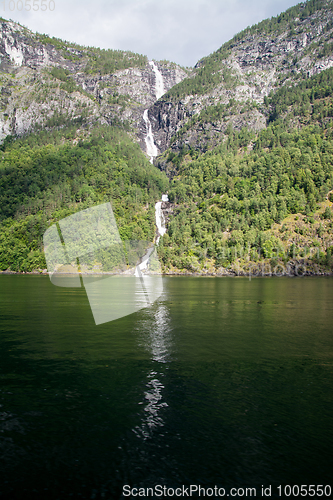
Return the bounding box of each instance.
[0,276,332,499]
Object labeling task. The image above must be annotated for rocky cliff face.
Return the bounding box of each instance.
[146,0,333,159]
[0,19,188,154]
[2,1,333,163]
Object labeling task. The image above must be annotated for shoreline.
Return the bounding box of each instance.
[1,270,332,277]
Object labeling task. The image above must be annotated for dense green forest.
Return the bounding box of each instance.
[0,126,168,272]
[1,66,333,274]
[1,1,333,275]
[157,66,333,274]
[158,124,333,274]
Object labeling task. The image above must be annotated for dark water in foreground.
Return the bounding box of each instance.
[0,276,332,499]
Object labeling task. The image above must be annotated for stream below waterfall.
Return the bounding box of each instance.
[135,61,169,277]
[137,60,168,274]
[134,194,168,277]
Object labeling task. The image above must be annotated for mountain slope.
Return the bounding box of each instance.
[0,18,188,152]
[1,0,333,275]
[0,125,168,272]
[156,60,333,275]
[0,18,187,273]
[149,0,333,158]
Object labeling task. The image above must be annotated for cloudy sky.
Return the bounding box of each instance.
[6,0,301,67]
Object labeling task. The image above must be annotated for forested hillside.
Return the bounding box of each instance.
[0,0,333,275]
[157,65,333,275]
[0,126,167,272]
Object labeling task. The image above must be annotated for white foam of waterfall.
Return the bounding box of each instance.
[155,194,168,245]
[133,195,168,276]
[149,60,165,100]
[143,109,158,164]
[142,61,166,164]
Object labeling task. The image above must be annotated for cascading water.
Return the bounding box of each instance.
[155,194,168,245]
[136,62,168,276]
[149,60,165,99]
[134,194,168,278]
[143,109,158,164]
[143,61,166,164]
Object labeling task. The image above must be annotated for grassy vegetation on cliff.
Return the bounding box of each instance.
[37,32,148,74]
[164,0,333,101]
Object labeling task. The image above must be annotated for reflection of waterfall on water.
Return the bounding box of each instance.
[135,62,171,437]
[133,305,172,440]
[143,61,166,164]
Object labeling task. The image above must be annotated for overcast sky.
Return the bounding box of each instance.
[6,0,301,67]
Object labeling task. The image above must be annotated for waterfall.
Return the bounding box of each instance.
[143,61,166,164]
[149,60,165,100]
[143,109,158,164]
[155,194,168,245]
[133,193,168,279]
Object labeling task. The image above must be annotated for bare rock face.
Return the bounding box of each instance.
[145,3,333,158]
[0,20,188,146]
[2,2,333,161]
[148,99,193,152]
[0,20,83,71]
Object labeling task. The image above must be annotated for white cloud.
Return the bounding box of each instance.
[7,0,301,66]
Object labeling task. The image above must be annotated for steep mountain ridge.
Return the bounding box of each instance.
[1,0,333,275]
[148,0,333,160]
[0,18,188,155]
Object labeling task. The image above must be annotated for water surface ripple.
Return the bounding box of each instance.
[0,276,332,499]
